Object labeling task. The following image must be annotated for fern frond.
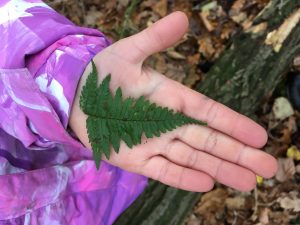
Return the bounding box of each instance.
[80,60,207,169]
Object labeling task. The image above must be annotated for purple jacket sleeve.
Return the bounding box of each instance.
[0,1,147,224]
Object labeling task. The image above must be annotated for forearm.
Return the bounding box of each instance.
[0,2,147,223]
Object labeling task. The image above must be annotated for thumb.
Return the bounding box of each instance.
[113,11,189,64]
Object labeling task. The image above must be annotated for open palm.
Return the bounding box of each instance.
[70,11,277,192]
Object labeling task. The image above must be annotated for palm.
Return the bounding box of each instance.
[70,12,277,192]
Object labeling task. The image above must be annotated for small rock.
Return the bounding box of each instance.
[272,97,294,120]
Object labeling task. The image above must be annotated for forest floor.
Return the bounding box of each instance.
[45,0,300,224]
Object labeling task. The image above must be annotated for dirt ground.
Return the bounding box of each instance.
[45,0,300,224]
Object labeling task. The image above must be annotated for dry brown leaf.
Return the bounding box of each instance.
[140,0,157,9]
[275,158,295,182]
[220,25,234,40]
[195,188,228,214]
[287,116,297,133]
[194,188,228,225]
[225,196,245,209]
[259,208,270,224]
[199,11,215,32]
[104,0,118,12]
[279,128,292,145]
[268,211,291,224]
[117,0,130,7]
[277,192,300,212]
[231,0,246,11]
[187,54,200,65]
[198,36,215,59]
[153,0,167,17]
[165,64,186,83]
[84,6,104,27]
[242,18,254,30]
[183,67,201,88]
[152,54,167,74]
[231,12,247,24]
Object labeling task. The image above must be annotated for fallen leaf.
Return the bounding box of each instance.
[242,18,254,30]
[199,11,215,32]
[231,12,247,24]
[195,188,228,214]
[84,6,104,27]
[256,175,264,185]
[220,24,234,40]
[194,188,228,225]
[165,63,186,83]
[231,0,246,11]
[259,208,270,224]
[183,66,201,88]
[117,0,130,7]
[287,145,300,160]
[152,54,167,74]
[187,53,200,65]
[275,158,295,182]
[286,116,297,133]
[225,196,245,209]
[153,0,167,17]
[278,195,300,212]
[198,36,216,59]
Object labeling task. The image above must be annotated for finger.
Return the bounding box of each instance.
[111,11,189,64]
[140,156,214,192]
[160,141,257,191]
[175,125,277,178]
[145,78,268,148]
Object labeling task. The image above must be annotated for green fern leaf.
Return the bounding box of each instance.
[80,60,207,169]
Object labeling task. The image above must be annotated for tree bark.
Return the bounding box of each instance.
[198,0,300,114]
[115,1,300,224]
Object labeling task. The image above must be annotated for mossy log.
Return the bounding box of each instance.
[115,1,300,224]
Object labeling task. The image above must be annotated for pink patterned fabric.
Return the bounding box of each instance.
[0,1,147,224]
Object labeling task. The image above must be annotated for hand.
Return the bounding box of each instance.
[70,11,278,192]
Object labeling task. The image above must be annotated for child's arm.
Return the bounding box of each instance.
[0,2,146,222]
[70,12,278,192]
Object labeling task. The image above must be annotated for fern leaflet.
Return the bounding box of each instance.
[80,61,207,169]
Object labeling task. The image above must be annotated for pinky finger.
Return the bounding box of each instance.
[140,156,215,192]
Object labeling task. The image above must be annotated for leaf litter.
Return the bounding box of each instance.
[45,0,300,224]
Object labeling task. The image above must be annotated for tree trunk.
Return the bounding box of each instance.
[197,0,300,113]
[115,1,300,224]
